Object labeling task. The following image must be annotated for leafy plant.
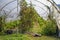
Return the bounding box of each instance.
[41,20,56,35]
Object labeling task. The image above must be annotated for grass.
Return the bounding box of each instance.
[0,21,59,40]
[0,22,58,40]
[0,34,60,40]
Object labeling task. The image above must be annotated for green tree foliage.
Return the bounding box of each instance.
[0,16,5,32]
[19,0,39,33]
[41,20,56,35]
[5,20,20,30]
[30,13,56,35]
[0,17,3,32]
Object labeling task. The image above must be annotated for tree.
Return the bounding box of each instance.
[0,10,8,32]
[19,0,39,33]
[34,0,60,36]
[47,0,60,37]
[0,17,3,32]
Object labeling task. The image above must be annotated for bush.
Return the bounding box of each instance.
[4,20,20,30]
[41,20,56,35]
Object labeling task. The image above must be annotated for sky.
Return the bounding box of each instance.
[0,0,60,21]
